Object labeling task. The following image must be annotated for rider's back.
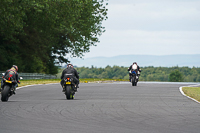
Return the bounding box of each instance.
[4,69,17,80]
[64,67,75,74]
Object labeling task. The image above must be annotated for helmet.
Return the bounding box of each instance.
[133,62,137,65]
[67,63,73,68]
[12,65,18,71]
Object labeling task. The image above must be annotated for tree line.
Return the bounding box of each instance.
[65,66,200,82]
[0,0,108,74]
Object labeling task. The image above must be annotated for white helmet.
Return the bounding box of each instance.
[67,63,73,68]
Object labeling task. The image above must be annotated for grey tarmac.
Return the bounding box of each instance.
[0,82,200,133]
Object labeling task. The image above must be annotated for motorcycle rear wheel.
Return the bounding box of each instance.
[1,85,10,102]
[65,86,71,100]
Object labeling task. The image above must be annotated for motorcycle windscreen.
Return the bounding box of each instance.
[132,71,137,74]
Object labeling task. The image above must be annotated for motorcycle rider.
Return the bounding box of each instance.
[0,65,20,94]
[60,63,79,92]
[128,62,141,82]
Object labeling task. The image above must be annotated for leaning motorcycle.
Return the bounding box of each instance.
[130,70,139,86]
[1,73,21,102]
[63,74,77,100]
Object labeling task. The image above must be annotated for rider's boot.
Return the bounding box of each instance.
[74,84,78,92]
[0,84,3,92]
[62,86,65,92]
[12,87,16,94]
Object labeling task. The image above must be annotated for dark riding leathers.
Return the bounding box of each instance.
[60,67,79,88]
[1,68,20,90]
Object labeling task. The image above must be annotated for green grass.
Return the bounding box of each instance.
[18,79,61,87]
[18,78,128,87]
[182,87,200,102]
[80,78,128,83]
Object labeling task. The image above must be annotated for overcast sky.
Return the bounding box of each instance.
[74,0,200,59]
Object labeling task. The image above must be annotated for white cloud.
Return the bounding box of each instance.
[105,1,200,31]
[70,0,200,59]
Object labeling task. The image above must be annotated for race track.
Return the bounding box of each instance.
[0,82,200,133]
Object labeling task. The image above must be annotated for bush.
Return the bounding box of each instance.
[169,70,183,82]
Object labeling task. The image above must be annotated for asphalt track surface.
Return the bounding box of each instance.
[0,82,200,133]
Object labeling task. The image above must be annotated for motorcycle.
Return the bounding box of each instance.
[130,70,139,86]
[63,74,77,100]
[1,73,22,102]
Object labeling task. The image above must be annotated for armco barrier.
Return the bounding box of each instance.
[0,71,57,80]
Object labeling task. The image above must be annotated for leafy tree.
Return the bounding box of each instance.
[74,66,200,82]
[0,0,108,74]
[169,70,183,82]
[60,66,200,82]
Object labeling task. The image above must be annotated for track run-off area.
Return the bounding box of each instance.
[0,82,200,133]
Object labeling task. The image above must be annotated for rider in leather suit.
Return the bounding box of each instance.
[60,63,79,92]
[128,62,141,82]
[0,65,20,93]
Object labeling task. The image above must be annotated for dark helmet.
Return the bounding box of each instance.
[133,62,137,65]
[67,63,73,68]
[12,65,18,71]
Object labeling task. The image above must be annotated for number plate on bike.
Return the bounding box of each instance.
[5,80,12,83]
[66,82,71,84]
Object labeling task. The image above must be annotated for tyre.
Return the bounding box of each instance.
[1,85,10,102]
[65,86,71,100]
[132,77,135,86]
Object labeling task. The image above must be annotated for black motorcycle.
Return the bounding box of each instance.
[63,74,77,100]
[130,70,139,86]
[1,73,22,102]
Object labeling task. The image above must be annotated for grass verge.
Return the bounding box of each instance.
[18,78,128,87]
[18,79,61,87]
[182,87,200,102]
[80,78,127,83]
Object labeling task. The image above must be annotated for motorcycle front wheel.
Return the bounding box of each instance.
[1,85,10,102]
[132,76,136,86]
